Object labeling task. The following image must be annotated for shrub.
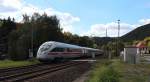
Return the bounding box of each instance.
[98,66,120,82]
[88,60,120,82]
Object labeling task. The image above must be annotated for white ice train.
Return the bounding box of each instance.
[36,41,103,61]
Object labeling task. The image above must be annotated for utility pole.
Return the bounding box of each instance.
[117,20,120,38]
[29,21,34,59]
[31,21,33,57]
[29,12,34,59]
[106,27,108,37]
[117,20,120,56]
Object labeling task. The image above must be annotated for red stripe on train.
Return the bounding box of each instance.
[48,52,82,55]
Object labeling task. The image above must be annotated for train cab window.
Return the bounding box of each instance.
[40,47,49,51]
[40,45,51,52]
[51,48,64,52]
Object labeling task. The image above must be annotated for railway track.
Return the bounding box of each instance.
[0,61,85,82]
[0,63,44,73]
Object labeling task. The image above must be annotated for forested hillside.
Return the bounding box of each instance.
[93,37,115,47]
[121,23,150,42]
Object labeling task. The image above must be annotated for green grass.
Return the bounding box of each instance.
[87,59,150,82]
[0,59,40,68]
[87,59,120,82]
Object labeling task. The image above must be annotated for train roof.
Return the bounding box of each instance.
[43,41,82,49]
[43,41,101,51]
[82,47,100,51]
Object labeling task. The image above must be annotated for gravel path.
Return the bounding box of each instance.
[72,71,90,82]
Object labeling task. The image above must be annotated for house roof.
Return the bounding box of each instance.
[136,41,146,48]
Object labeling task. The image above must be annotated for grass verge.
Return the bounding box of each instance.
[87,59,150,82]
[0,59,40,68]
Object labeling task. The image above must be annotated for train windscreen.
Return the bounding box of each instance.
[40,44,51,52]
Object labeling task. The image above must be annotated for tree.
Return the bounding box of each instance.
[8,13,64,60]
[79,36,94,47]
[0,17,16,59]
[102,41,125,58]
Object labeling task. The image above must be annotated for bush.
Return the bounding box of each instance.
[88,60,120,82]
[98,66,120,82]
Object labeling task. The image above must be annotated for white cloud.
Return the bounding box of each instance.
[0,0,80,33]
[139,19,150,25]
[0,0,23,21]
[0,0,22,12]
[81,21,143,37]
[43,8,80,32]
[21,4,39,15]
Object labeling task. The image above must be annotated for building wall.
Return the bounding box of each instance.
[124,47,140,64]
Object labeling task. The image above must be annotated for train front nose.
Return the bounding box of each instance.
[36,42,54,62]
[36,50,46,60]
[36,50,55,62]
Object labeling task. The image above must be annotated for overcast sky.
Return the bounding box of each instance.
[0,0,150,37]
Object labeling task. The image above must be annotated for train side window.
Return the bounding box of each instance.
[69,49,81,52]
[51,48,64,52]
[65,48,70,52]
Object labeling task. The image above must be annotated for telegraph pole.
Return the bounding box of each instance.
[106,27,108,37]
[31,21,33,57]
[117,20,120,56]
[117,20,120,38]
[29,12,34,59]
